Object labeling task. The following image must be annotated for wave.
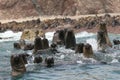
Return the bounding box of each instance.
[75,31,95,38]
[86,38,98,51]
[0,30,22,42]
[0,30,95,43]
[45,31,55,43]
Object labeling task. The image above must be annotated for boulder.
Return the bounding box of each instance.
[21,29,44,41]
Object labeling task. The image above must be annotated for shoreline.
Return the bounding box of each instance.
[43,25,120,34]
[0,13,120,24]
[0,13,120,34]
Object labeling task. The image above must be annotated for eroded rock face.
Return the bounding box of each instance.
[0,0,120,19]
[20,29,44,41]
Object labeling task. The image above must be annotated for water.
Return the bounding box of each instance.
[1,30,120,80]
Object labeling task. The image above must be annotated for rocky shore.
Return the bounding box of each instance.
[0,14,120,34]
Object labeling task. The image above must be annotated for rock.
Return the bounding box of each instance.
[21,29,44,41]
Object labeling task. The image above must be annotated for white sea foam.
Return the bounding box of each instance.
[45,31,55,42]
[0,30,22,42]
[111,59,118,63]
[75,31,95,38]
[86,38,98,51]
[45,31,95,43]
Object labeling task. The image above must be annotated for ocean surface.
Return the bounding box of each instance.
[0,30,120,80]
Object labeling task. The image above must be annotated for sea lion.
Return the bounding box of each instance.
[10,54,26,76]
[83,43,93,58]
[33,37,43,54]
[19,39,26,49]
[19,53,30,64]
[52,30,64,45]
[13,42,21,49]
[23,43,34,51]
[34,55,43,64]
[97,31,107,51]
[97,22,112,51]
[75,43,84,53]
[14,40,34,50]
[113,39,120,45]
[42,38,49,49]
[45,56,54,67]
[65,29,76,49]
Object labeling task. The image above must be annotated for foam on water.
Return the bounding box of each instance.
[86,38,98,51]
[75,31,95,38]
[0,30,119,64]
[1,30,120,80]
[45,31,55,43]
[0,31,94,43]
[0,30,22,42]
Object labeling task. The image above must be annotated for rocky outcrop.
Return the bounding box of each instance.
[20,29,44,41]
[0,0,120,19]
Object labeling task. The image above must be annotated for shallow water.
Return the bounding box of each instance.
[1,31,120,80]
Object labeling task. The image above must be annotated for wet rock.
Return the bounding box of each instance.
[21,29,44,41]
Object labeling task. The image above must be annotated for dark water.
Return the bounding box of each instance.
[1,32,120,80]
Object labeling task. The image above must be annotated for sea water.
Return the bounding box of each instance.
[0,30,120,80]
